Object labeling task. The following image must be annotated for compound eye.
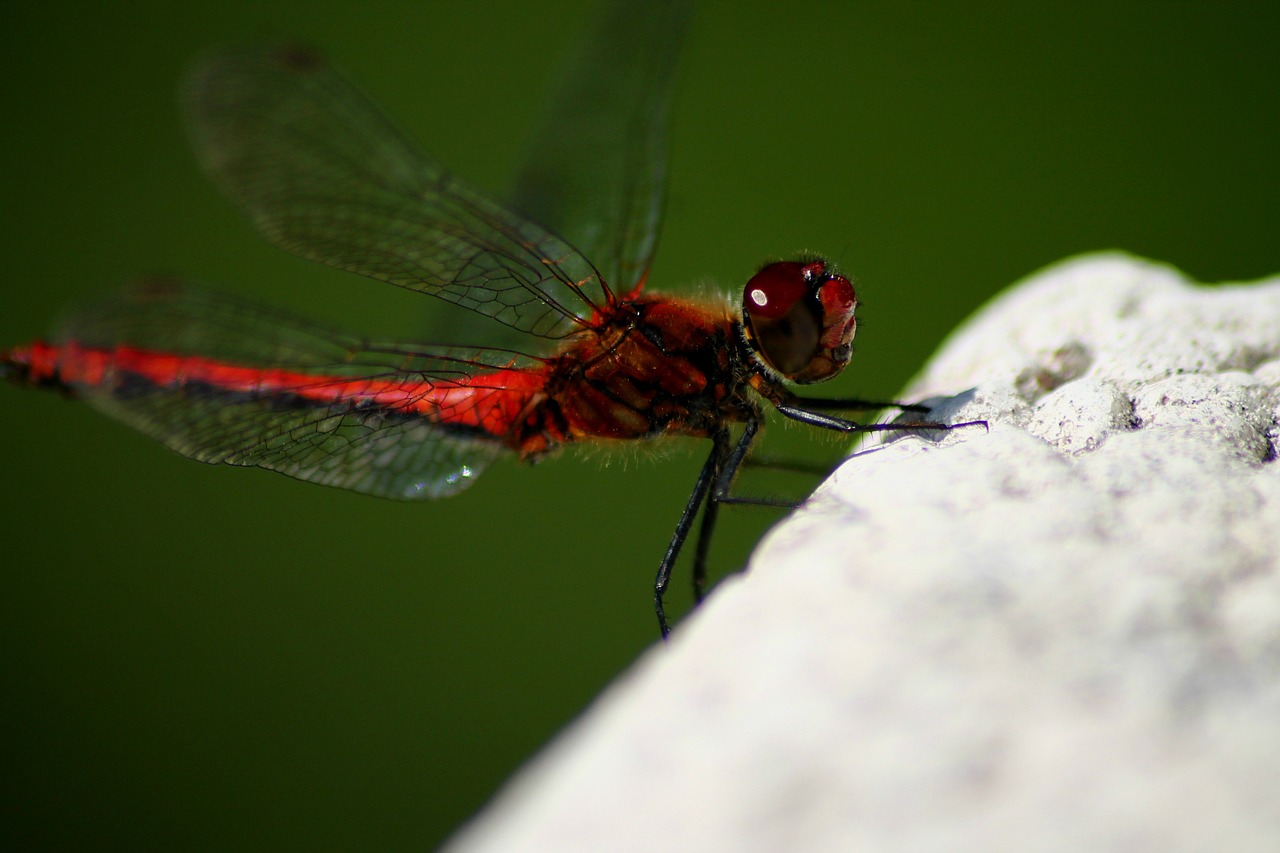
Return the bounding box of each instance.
[743,261,822,377]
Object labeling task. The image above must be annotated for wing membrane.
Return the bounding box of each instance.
[509,0,692,292]
[55,281,548,499]
[184,44,610,340]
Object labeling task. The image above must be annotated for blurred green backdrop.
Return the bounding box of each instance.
[2,1,1277,848]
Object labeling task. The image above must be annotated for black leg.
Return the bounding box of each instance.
[690,494,720,607]
[775,402,987,436]
[691,418,761,606]
[654,428,730,639]
[654,406,985,639]
[789,396,932,413]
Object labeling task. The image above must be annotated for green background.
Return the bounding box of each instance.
[3,1,1277,848]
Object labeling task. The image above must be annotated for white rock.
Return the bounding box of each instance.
[446,253,1280,853]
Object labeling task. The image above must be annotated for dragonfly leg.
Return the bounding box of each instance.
[690,495,720,608]
[657,411,985,638]
[789,395,932,413]
[691,418,761,606]
[655,428,730,639]
[775,403,988,436]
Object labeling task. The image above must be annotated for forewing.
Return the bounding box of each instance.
[184,44,609,340]
[509,0,692,293]
[54,281,546,499]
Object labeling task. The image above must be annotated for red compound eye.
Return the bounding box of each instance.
[744,262,809,320]
[742,259,857,383]
[742,261,823,377]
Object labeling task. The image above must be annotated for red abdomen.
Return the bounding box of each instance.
[5,340,548,444]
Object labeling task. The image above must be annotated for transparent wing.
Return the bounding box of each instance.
[509,0,692,292]
[184,44,610,340]
[54,281,551,499]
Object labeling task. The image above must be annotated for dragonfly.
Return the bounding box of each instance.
[2,2,978,638]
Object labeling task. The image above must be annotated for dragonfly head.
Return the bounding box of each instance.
[741,259,857,384]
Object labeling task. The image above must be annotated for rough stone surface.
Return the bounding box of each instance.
[447,254,1280,853]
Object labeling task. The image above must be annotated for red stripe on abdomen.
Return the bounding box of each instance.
[5,340,547,439]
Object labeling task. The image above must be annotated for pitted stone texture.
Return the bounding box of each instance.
[448,254,1280,853]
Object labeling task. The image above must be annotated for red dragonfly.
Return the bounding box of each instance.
[3,3,975,638]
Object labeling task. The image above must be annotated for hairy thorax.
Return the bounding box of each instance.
[511,295,761,459]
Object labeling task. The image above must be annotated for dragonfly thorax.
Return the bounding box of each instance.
[518,292,758,453]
